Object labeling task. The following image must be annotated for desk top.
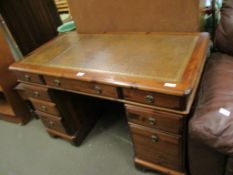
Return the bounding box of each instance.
[11,32,209,96]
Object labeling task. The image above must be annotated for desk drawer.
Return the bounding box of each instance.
[123,88,185,110]
[23,84,51,102]
[44,76,118,98]
[37,111,66,134]
[130,124,183,171]
[15,71,44,84]
[31,99,60,116]
[126,105,183,134]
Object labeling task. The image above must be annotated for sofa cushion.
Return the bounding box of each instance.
[189,53,233,155]
[216,0,233,56]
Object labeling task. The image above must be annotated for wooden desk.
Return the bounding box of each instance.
[10,32,210,175]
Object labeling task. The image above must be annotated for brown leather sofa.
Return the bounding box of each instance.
[189,0,233,175]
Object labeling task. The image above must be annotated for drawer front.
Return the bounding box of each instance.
[14,83,28,100]
[31,99,60,116]
[130,124,183,171]
[15,71,44,84]
[44,76,118,98]
[126,105,183,134]
[23,84,51,102]
[37,111,66,134]
[123,88,185,110]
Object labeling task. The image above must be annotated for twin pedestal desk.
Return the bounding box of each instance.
[10,32,209,175]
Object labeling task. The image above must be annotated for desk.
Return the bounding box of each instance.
[10,32,209,175]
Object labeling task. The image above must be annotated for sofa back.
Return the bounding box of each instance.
[216,0,233,56]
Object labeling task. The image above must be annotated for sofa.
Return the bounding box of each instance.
[188,0,233,175]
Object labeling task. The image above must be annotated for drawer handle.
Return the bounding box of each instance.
[33,91,40,97]
[53,79,61,87]
[94,85,102,94]
[151,135,159,143]
[41,105,47,112]
[24,74,31,82]
[148,117,156,125]
[49,121,55,127]
[145,95,154,104]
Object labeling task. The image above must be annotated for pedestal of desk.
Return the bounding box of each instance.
[22,83,107,146]
[125,104,187,175]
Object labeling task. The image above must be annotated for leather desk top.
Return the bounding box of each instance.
[10,32,209,96]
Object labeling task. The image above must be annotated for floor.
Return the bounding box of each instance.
[0,105,159,175]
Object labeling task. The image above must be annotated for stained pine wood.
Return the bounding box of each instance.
[10,32,210,97]
[0,95,14,116]
[44,75,119,98]
[67,0,208,33]
[30,98,60,116]
[126,104,183,134]
[10,32,210,174]
[135,158,186,175]
[23,84,52,102]
[37,110,67,134]
[15,72,44,84]
[0,31,31,124]
[55,0,70,13]
[123,88,186,110]
[129,124,183,171]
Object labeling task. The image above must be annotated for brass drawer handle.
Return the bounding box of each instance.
[94,85,102,94]
[53,79,61,87]
[151,135,159,143]
[49,121,55,127]
[145,95,154,104]
[33,91,40,97]
[148,117,156,125]
[24,74,31,82]
[41,105,47,112]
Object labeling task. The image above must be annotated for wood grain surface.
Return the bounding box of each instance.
[10,32,210,96]
[67,0,207,33]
